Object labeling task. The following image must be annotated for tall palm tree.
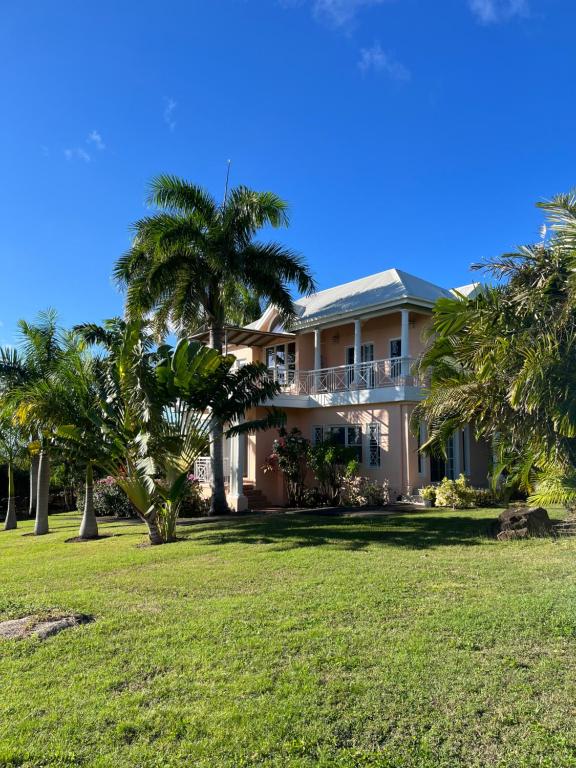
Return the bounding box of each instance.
[114,175,315,514]
[21,334,105,539]
[0,310,64,532]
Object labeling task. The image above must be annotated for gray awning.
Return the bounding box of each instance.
[191,325,295,348]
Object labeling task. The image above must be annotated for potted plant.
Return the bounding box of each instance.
[420,485,436,508]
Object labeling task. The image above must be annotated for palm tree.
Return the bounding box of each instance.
[21,334,105,539]
[74,318,284,543]
[0,415,26,530]
[114,175,315,514]
[413,191,576,504]
[0,310,64,533]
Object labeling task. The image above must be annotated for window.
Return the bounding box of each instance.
[265,342,296,384]
[313,424,363,463]
[368,422,380,468]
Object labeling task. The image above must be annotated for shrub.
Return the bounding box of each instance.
[435,474,475,509]
[263,428,310,507]
[180,475,210,517]
[308,441,359,505]
[472,487,500,507]
[420,485,437,505]
[77,476,136,518]
[302,487,328,508]
[340,476,390,507]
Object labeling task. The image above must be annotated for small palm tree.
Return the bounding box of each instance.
[114,176,315,515]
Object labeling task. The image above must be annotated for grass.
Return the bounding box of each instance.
[1,509,576,767]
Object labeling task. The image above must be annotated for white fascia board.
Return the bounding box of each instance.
[290,297,436,332]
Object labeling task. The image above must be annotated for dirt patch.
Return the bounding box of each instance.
[0,614,93,640]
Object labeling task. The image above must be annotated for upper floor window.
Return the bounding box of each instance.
[265,343,296,384]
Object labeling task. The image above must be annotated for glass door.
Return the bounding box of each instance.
[390,338,402,379]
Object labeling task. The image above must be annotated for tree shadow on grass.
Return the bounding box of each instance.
[192,512,496,552]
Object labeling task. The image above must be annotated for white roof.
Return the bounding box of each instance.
[291,268,452,327]
[451,282,482,299]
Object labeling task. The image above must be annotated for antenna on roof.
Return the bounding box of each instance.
[223,159,231,205]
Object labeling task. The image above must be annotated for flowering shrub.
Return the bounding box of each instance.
[76,476,136,518]
[434,474,475,509]
[263,428,310,507]
[340,476,390,507]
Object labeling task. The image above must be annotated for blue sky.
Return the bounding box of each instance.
[1,0,575,345]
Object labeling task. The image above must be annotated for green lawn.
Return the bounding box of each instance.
[1,509,576,768]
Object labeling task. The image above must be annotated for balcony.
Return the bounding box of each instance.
[268,357,421,397]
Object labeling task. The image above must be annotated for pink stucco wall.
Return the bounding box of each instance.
[247,402,427,506]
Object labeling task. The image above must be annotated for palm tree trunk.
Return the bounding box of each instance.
[79,463,98,539]
[28,453,39,518]
[4,461,17,531]
[145,510,164,545]
[34,449,50,535]
[208,323,230,515]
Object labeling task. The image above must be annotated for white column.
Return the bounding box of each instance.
[354,319,362,386]
[314,328,321,370]
[313,328,321,392]
[227,428,248,512]
[401,309,410,379]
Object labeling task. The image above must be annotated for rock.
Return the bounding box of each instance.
[497,528,529,541]
[496,506,554,540]
[0,614,92,640]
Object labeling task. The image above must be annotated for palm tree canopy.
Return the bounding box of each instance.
[414,190,576,502]
[113,176,316,339]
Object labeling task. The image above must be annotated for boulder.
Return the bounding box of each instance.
[496,506,553,540]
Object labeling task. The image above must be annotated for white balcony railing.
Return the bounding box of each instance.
[268,357,420,396]
[193,456,230,485]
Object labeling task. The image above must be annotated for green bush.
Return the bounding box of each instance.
[435,474,475,509]
[340,476,390,507]
[308,441,359,505]
[419,485,437,505]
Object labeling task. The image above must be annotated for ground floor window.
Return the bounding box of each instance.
[313,424,363,463]
[368,422,380,468]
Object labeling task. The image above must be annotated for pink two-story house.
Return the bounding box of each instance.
[194,268,490,510]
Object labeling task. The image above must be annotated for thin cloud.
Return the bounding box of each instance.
[358,43,410,80]
[64,147,91,163]
[280,0,390,28]
[164,98,177,132]
[87,129,105,150]
[469,0,529,24]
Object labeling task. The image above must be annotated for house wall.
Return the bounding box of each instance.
[249,401,428,506]
[233,310,432,373]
